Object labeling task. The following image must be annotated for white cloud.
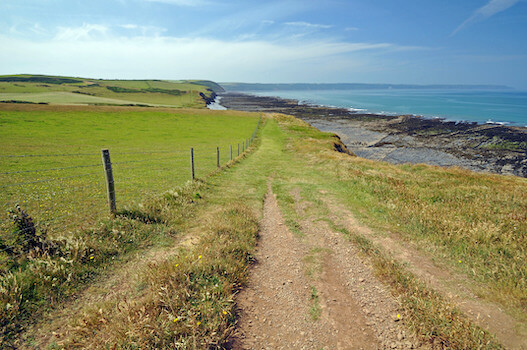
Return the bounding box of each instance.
[55,24,109,41]
[285,21,333,29]
[120,24,139,30]
[452,0,521,35]
[118,24,167,36]
[29,23,47,36]
[0,24,425,82]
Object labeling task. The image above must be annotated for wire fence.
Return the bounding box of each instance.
[0,116,261,247]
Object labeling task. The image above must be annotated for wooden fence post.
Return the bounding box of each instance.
[101,149,116,214]
[190,148,195,180]
[230,145,233,161]
[216,147,220,168]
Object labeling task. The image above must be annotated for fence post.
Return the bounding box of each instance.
[216,147,220,168]
[190,148,195,180]
[230,145,233,161]
[101,149,116,214]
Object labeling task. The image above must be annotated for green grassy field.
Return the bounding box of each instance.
[0,75,216,107]
[0,103,259,242]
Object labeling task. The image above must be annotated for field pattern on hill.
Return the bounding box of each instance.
[0,75,220,108]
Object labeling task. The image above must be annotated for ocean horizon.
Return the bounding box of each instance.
[244,89,527,127]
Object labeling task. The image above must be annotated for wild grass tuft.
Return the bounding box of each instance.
[309,286,322,321]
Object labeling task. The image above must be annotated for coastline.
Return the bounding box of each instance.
[218,92,527,178]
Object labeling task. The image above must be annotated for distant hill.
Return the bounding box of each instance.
[188,80,225,93]
[220,82,511,92]
[0,74,217,107]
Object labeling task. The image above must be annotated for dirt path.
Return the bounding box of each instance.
[231,185,421,349]
[323,197,527,349]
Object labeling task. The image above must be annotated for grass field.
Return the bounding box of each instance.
[0,75,217,107]
[0,103,259,244]
[0,101,259,344]
[27,114,525,349]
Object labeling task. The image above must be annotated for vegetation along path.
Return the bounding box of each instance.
[11,113,527,349]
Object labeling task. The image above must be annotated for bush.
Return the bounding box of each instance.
[1,205,46,258]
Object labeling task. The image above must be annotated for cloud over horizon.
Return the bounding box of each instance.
[0,23,424,82]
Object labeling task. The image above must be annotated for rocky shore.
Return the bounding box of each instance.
[219,92,527,177]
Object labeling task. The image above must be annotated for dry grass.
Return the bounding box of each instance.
[270,114,525,348]
[51,202,258,349]
[346,227,502,348]
[275,113,527,317]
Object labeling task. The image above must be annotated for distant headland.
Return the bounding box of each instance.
[220,82,512,92]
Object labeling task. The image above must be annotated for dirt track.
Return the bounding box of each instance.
[231,185,421,349]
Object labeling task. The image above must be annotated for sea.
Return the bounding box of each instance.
[245,89,527,127]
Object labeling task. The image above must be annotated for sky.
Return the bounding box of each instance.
[1,0,527,89]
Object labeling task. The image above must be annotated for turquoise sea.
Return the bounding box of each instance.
[249,89,527,126]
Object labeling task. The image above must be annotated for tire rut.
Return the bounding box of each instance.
[231,184,421,349]
[322,196,527,349]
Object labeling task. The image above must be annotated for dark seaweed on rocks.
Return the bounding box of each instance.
[200,90,218,105]
[220,93,527,177]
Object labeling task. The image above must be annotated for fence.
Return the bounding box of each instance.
[0,116,261,256]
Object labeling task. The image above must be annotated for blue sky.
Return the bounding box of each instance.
[1,0,526,88]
